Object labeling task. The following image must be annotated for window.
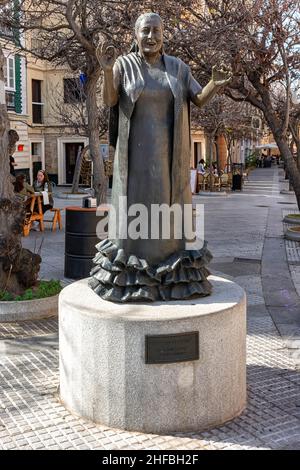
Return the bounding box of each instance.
[3,56,15,90]
[3,55,15,111]
[32,79,44,124]
[63,78,85,104]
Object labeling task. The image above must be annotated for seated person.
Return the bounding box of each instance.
[197,159,206,175]
[14,174,35,200]
[10,155,17,177]
[33,170,54,214]
[212,163,220,177]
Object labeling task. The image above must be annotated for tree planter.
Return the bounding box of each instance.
[285,226,300,242]
[0,294,58,322]
[197,191,228,197]
[283,214,300,224]
[280,189,294,195]
[56,192,87,200]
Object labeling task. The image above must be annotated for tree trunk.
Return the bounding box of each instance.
[0,199,42,294]
[85,74,107,204]
[71,145,90,194]
[256,89,300,208]
[224,135,233,173]
[274,136,300,209]
[215,136,221,176]
[227,144,233,173]
[0,80,13,199]
[206,133,215,192]
[71,144,83,194]
[295,140,300,173]
[0,47,41,294]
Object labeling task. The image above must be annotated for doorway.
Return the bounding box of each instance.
[193,142,202,168]
[30,141,45,184]
[65,142,84,184]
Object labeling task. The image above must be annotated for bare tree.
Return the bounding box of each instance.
[192,96,224,190]
[2,0,198,202]
[222,103,264,171]
[3,0,129,203]
[289,109,300,171]
[192,95,259,188]
[48,74,108,193]
[176,0,300,206]
[5,0,298,203]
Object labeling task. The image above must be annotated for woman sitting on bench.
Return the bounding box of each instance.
[33,170,54,214]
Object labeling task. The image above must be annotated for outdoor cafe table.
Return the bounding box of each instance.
[24,193,45,235]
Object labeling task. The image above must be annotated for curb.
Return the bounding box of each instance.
[0,294,59,322]
[280,190,295,195]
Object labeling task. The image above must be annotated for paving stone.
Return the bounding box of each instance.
[0,308,298,450]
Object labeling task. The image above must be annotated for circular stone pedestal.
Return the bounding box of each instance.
[59,276,246,434]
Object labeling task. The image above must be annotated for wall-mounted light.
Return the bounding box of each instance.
[17,144,24,152]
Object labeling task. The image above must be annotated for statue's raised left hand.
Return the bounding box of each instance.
[212,65,232,87]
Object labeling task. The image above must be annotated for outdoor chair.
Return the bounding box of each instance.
[197,173,205,192]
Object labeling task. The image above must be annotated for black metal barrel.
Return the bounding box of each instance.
[232,174,242,191]
[231,163,243,191]
[64,205,109,279]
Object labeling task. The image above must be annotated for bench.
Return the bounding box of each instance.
[22,195,44,237]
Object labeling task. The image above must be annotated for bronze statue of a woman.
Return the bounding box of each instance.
[89,12,231,302]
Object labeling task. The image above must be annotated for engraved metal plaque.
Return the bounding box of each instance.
[145,331,199,364]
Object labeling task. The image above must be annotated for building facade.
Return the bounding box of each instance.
[26,57,90,185]
[1,22,91,186]
[0,25,30,177]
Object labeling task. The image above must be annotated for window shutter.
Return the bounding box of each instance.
[14,55,22,114]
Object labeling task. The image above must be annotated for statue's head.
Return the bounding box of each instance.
[134,12,164,56]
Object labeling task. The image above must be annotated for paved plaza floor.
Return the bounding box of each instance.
[1,166,300,450]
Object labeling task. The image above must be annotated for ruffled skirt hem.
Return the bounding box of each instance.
[89,239,213,303]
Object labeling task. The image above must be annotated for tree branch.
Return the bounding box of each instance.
[66,0,95,54]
